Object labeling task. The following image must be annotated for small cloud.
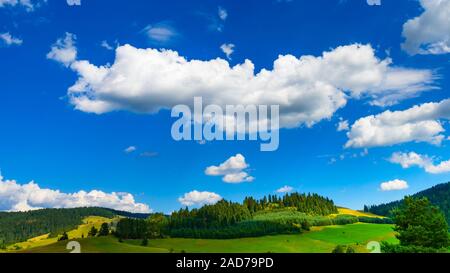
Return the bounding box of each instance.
[218,6,228,21]
[0,32,23,46]
[220,43,235,60]
[276,186,294,193]
[337,119,349,132]
[101,40,114,50]
[67,0,81,6]
[178,190,223,206]
[47,32,77,67]
[143,22,178,44]
[124,146,137,153]
[205,154,254,183]
[380,179,409,191]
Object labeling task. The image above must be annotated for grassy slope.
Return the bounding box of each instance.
[335,208,385,218]
[22,236,169,253]
[3,216,113,252]
[22,223,398,253]
[137,223,398,253]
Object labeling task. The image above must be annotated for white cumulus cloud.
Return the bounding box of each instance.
[205,154,254,183]
[124,146,137,153]
[0,32,23,46]
[276,186,294,193]
[346,99,450,148]
[47,39,436,128]
[0,173,151,213]
[380,179,409,191]
[402,0,450,55]
[47,32,77,67]
[337,119,349,132]
[390,152,450,174]
[178,190,223,206]
[220,43,235,60]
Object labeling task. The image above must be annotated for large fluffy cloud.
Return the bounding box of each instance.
[0,174,151,213]
[346,99,450,148]
[178,190,223,206]
[402,0,450,55]
[390,152,450,174]
[48,33,436,129]
[205,154,254,183]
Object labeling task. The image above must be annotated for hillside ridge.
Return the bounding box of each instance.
[367,182,450,224]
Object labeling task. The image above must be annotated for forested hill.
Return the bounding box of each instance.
[0,193,338,246]
[367,182,450,224]
[0,207,151,246]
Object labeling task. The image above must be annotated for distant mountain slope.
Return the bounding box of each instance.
[106,208,152,219]
[5,216,113,252]
[367,182,450,224]
[0,207,151,247]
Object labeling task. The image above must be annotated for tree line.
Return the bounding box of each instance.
[244,193,338,215]
[365,182,450,225]
[115,192,340,240]
[0,207,116,247]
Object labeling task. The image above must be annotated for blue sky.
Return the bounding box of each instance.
[0,0,449,213]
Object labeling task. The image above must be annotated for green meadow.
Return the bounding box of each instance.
[22,223,398,253]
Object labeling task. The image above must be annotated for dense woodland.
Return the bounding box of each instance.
[116,193,355,240]
[243,193,338,215]
[0,207,150,246]
[366,182,450,225]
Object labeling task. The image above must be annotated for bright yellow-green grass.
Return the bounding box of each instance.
[4,216,114,252]
[22,223,398,253]
[22,236,169,253]
[333,208,385,218]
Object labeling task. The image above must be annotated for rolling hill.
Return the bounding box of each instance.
[21,223,398,253]
[367,182,450,224]
[6,185,449,253]
[0,207,151,247]
[3,216,114,252]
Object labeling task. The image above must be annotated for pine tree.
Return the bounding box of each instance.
[88,226,98,237]
[98,223,110,236]
[58,232,69,241]
[393,197,449,249]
